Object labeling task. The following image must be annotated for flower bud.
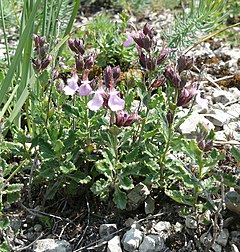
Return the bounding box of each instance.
[198,138,206,151]
[143,23,156,39]
[164,65,181,87]
[84,52,96,69]
[112,66,121,82]
[32,34,39,48]
[177,55,194,73]
[167,110,173,127]
[74,38,85,55]
[157,48,171,65]
[39,36,46,47]
[32,58,41,71]
[104,66,114,88]
[75,53,84,72]
[41,54,52,70]
[177,84,196,107]
[115,111,140,127]
[68,38,78,53]
[151,75,166,89]
[204,140,213,151]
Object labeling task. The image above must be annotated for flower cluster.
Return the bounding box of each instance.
[32,34,52,71]
[63,37,140,128]
[124,23,171,87]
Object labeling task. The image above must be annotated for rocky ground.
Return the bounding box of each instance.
[1,2,240,252]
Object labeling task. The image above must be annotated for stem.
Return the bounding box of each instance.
[159,86,179,181]
[136,89,151,145]
[84,96,91,145]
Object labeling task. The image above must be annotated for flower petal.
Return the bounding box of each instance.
[108,93,125,111]
[63,85,77,96]
[79,81,92,96]
[87,92,104,111]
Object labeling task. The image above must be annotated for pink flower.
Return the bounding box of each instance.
[123,32,134,47]
[87,80,106,111]
[78,80,92,96]
[108,89,125,111]
[63,71,79,96]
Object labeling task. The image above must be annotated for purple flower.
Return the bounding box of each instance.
[63,71,79,96]
[78,80,92,96]
[177,84,197,106]
[87,79,106,111]
[123,32,134,47]
[87,89,105,111]
[108,89,125,112]
[115,110,140,127]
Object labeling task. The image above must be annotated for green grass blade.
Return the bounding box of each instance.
[0,0,11,67]
[0,0,41,107]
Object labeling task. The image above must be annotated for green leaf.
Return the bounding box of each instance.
[0,215,10,231]
[165,189,194,207]
[54,139,65,153]
[62,103,80,117]
[125,147,139,163]
[6,183,23,193]
[66,171,91,184]
[95,160,113,179]
[60,161,76,174]
[114,187,127,210]
[91,178,110,200]
[231,146,240,162]
[119,175,134,190]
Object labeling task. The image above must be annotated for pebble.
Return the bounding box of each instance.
[122,227,143,252]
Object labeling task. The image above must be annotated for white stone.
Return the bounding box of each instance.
[226,104,240,119]
[205,109,233,127]
[145,196,155,215]
[99,224,117,240]
[122,228,143,252]
[107,235,122,252]
[185,215,197,229]
[139,235,165,252]
[228,87,240,100]
[200,232,212,246]
[179,112,214,138]
[154,221,171,232]
[127,183,150,210]
[216,228,229,247]
[33,239,71,252]
[212,89,233,105]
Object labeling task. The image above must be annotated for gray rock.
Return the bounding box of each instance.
[154,221,171,232]
[122,227,143,252]
[212,89,233,105]
[212,242,222,252]
[185,215,197,229]
[225,190,240,215]
[231,244,240,252]
[205,109,233,127]
[230,231,240,245]
[200,232,213,247]
[228,87,240,100]
[127,183,150,210]
[139,235,165,252]
[32,239,71,252]
[107,235,122,252]
[179,112,214,138]
[99,224,117,240]
[10,217,21,232]
[145,196,155,215]
[216,228,229,247]
[34,224,43,232]
[226,104,240,119]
